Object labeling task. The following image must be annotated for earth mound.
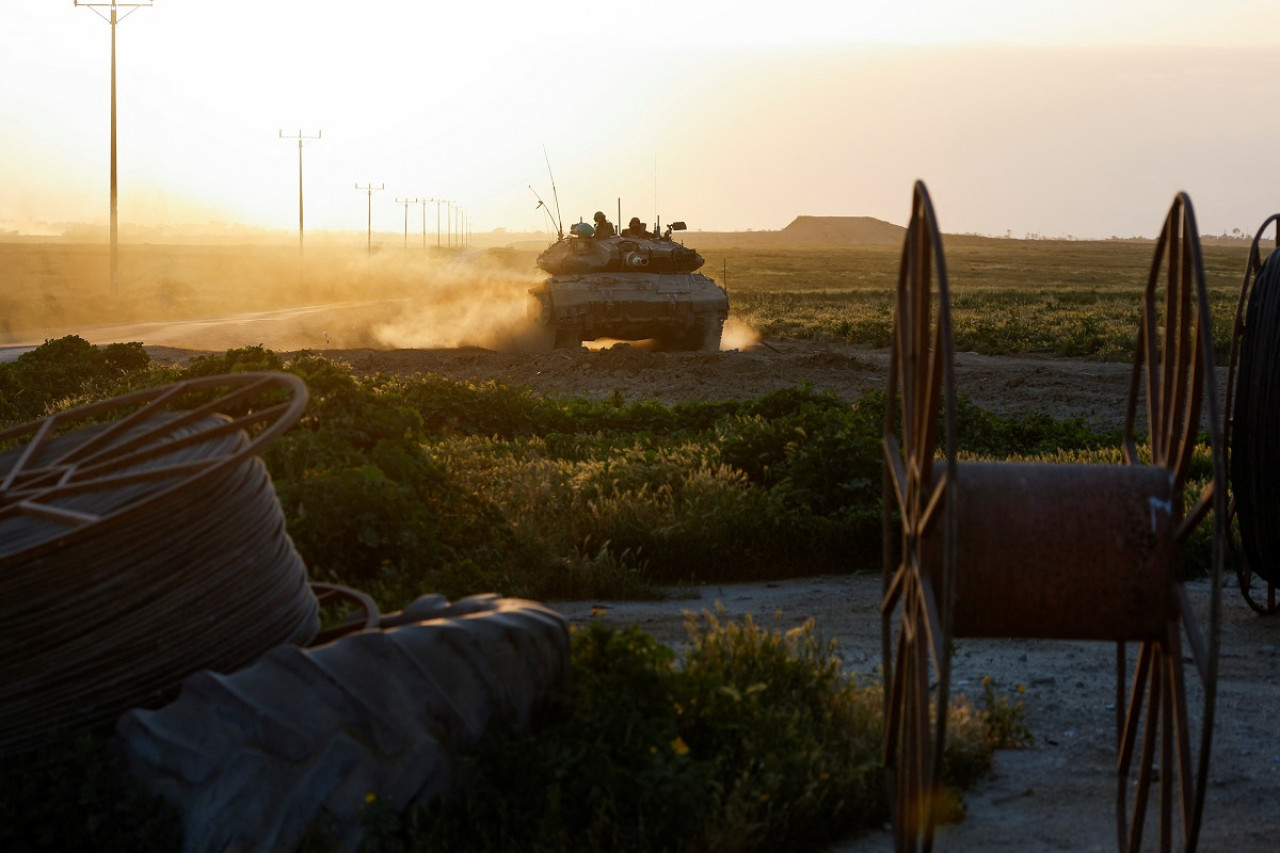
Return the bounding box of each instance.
[779,215,906,245]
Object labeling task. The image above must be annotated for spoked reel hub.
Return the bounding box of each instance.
[881,185,1223,852]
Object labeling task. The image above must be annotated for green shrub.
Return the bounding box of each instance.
[0,335,152,424]
[385,613,931,852]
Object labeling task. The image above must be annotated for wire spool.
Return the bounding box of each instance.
[1228,216,1280,612]
[0,373,317,755]
[882,186,1223,851]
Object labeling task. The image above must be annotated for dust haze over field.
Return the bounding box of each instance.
[1,240,756,354]
[0,243,558,353]
[369,251,550,352]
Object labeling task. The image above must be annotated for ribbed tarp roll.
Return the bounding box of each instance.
[118,594,570,853]
[1,385,318,756]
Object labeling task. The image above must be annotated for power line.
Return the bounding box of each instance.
[74,0,154,298]
[355,183,384,255]
[279,130,321,256]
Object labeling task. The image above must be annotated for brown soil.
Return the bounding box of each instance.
[134,338,1277,851]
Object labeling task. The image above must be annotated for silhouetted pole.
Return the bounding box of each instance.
[395,197,419,251]
[279,130,320,255]
[355,183,384,254]
[75,0,153,298]
[418,198,428,251]
[429,198,451,248]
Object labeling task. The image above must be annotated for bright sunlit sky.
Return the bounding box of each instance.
[4,1,1280,240]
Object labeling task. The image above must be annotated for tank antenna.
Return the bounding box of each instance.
[653,152,659,239]
[529,186,558,237]
[542,145,564,239]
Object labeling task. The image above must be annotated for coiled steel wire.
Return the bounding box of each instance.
[1231,247,1280,592]
[0,373,317,755]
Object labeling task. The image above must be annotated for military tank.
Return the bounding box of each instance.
[528,218,729,350]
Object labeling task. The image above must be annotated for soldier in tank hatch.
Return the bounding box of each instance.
[592,211,616,238]
[621,217,652,238]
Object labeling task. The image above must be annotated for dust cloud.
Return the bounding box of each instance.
[370,252,550,352]
[720,316,759,351]
[0,241,550,352]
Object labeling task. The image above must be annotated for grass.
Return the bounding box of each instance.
[710,240,1247,360]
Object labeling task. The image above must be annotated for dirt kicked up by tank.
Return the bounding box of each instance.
[528,216,730,350]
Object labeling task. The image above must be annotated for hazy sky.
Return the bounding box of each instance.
[4,1,1280,240]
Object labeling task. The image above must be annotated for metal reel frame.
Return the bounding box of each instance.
[0,372,309,565]
[1117,191,1224,852]
[881,180,957,852]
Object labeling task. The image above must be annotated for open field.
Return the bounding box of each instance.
[0,237,1257,360]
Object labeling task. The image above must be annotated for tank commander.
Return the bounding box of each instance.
[621,217,653,238]
[592,211,616,238]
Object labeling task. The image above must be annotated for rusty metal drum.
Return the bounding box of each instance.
[924,461,1176,642]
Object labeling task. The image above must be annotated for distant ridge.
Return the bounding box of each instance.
[687,216,908,249]
[779,215,906,245]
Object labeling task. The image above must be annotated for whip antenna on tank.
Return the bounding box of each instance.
[529,186,559,238]
[542,145,564,239]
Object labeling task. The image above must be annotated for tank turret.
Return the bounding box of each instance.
[528,220,729,350]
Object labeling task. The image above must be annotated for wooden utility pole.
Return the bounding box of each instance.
[428,198,451,248]
[279,130,321,255]
[75,1,154,298]
[355,183,384,255]
[395,197,420,251]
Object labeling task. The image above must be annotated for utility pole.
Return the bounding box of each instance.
[428,198,451,248]
[75,0,154,298]
[418,198,429,251]
[395,197,420,251]
[279,130,320,256]
[355,183,384,255]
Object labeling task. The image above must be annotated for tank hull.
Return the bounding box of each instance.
[529,271,729,350]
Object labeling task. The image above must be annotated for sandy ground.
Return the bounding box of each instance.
[9,309,1272,850]
[546,575,1280,852]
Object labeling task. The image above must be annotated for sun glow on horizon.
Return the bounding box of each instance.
[4,1,1280,241]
